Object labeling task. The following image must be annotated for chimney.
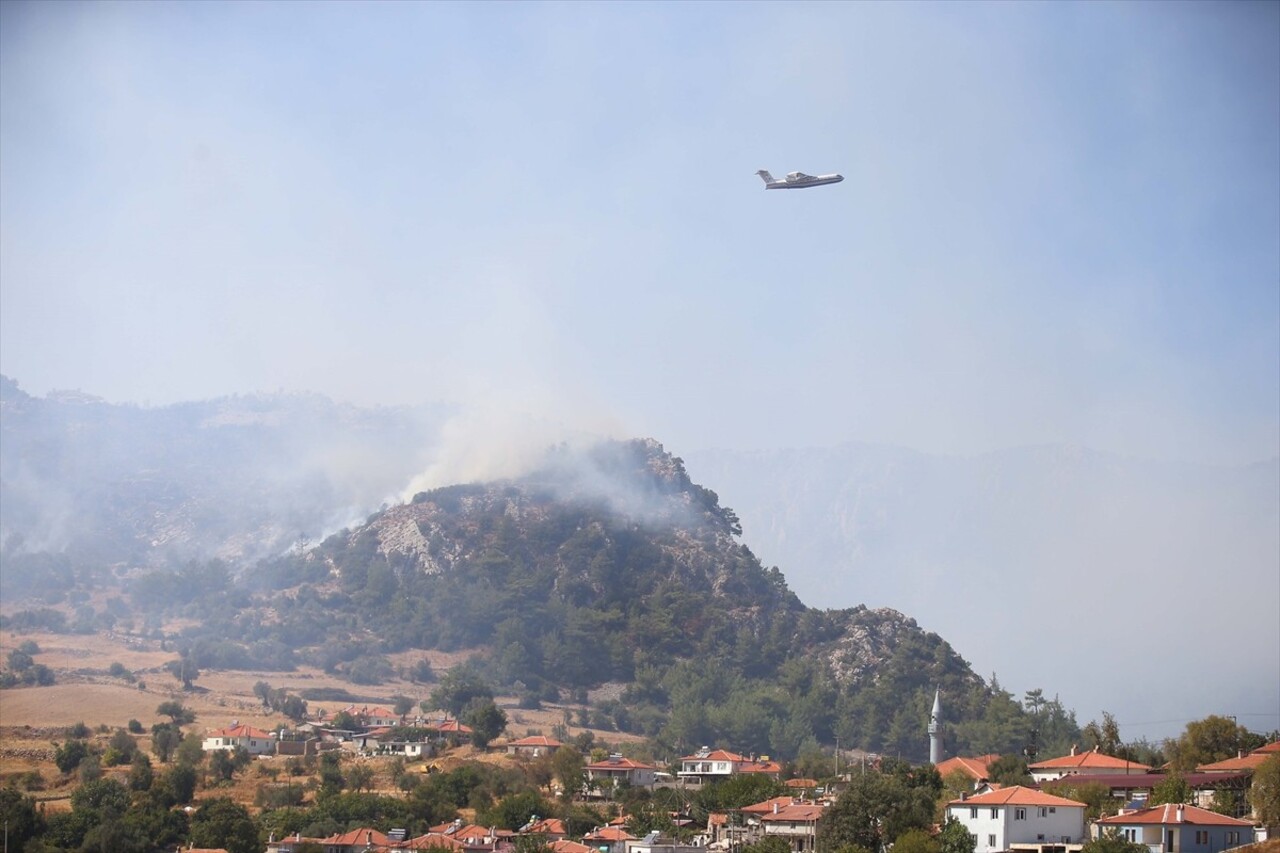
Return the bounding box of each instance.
[1176,806,1184,822]
[773,802,779,814]
[960,792,969,801]
[1070,744,1077,756]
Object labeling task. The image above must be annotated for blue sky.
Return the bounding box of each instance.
[2,2,1278,736]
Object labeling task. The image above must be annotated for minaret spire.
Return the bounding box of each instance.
[928,688,942,765]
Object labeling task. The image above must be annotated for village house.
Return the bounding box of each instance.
[584,825,637,853]
[937,754,1003,787]
[506,735,563,757]
[1029,746,1152,783]
[759,800,826,853]
[550,841,597,853]
[624,831,706,853]
[1094,803,1257,853]
[520,817,569,840]
[678,747,782,785]
[1197,741,1280,774]
[944,785,1087,853]
[1043,771,1254,817]
[201,722,276,755]
[586,754,658,790]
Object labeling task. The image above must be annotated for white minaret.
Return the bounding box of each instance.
[928,688,942,765]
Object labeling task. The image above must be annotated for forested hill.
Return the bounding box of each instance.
[250,438,1081,762]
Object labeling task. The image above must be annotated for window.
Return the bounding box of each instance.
[1226,832,1240,845]
[1124,830,1137,842]
[991,808,1000,818]
[1016,809,1026,821]
[971,807,978,819]
[1039,808,1048,818]
[1195,832,1209,845]
[988,835,997,848]
[1049,807,1056,813]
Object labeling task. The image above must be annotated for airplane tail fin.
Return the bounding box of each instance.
[756,170,776,186]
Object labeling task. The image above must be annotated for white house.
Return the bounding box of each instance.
[944,786,1086,853]
[585,754,657,790]
[202,722,276,755]
[759,801,826,853]
[678,747,782,784]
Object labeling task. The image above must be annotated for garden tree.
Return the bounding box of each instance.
[551,747,585,800]
[429,665,495,717]
[464,697,509,748]
[208,747,250,783]
[697,774,787,812]
[331,710,359,730]
[128,751,154,791]
[1165,716,1257,772]
[483,789,551,830]
[1081,831,1148,853]
[318,751,345,798]
[409,658,435,683]
[939,770,976,816]
[816,768,935,852]
[1083,712,1123,755]
[155,700,197,726]
[103,727,138,766]
[985,755,1032,787]
[1149,773,1191,806]
[626,799,681,838]
[513,837,555,853]
[151,723,183,762]
[254,680,274,706]
[1210,788,1245,817]
[53,738,92,773]
[281,693,309,721]
[151,764,198,806]
[393,694,416,715]
[0,786,45,853]
[174,731,206,767]
[347,762,376,793]
[894,828,942,853]
[166,652,200,689]
[70,777,130,824]
[1042,780,1117,821]
[938,817,977,853]
[1249,754,1280,827]
[189,797,262,853]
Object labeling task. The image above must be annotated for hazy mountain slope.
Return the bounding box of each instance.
[683,443,1280,739]
[0,374,449,571]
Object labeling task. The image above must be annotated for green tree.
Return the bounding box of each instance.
[894,828,942,853]
[129,751,154,791]
[463,698,508,748]
[393,694,415,716]
[53,739,92,773]
[1149,772,1191,806]
[1041,779,1117,821]
[166,653,200,689]
[551,747,585,800]
[985,755,1031,787]
[817,769,935,852]
[1249,754,1280,827]
[1082,712,1122,755]
[739,838,792,853]
[938,816,977,853]
[189,797,262,853]
[429,665,495,717]
[0,786,45,853]
[155,700,196,726]
[347,762,376,793]
[151,723,183,762]
[1165,716,1252,772]
[281,694,308,722]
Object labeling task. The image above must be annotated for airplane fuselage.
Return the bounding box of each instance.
[757,169,844,189]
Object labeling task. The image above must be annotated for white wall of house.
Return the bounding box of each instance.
[946,804,1085,853]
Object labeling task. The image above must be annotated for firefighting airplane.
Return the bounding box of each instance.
[756,169,844,189]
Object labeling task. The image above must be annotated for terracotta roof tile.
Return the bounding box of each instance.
[1097,804,1255,827]
[946,785,1085,808]
[1030,749,1151,773]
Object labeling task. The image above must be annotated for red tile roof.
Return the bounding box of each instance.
[946,785,1085,808]
[586,756,655,770]
[526,818,567,836]
[936,754,1001,780]
[208,723,273,740]
[761,804,827,822]
[785,778,820,788]
[1030,749,1151,773]
[432,718,473,734]
[1097,804,1255,827]
[321,827,392,846]
[742,796,804,815]
[409,833,468,851]
[585,827,636,841]
[682,748,748,762]
[741,759,783,775]
[550,842,596,853]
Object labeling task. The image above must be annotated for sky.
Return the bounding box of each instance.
[2,2,1278,741]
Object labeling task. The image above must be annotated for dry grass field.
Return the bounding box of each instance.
[0,623,642,813]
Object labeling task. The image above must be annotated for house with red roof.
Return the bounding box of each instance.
[944,786,1086,853]
[759,801,827,852]
[506,735,563,757]
[201,722,276,755]
[584,825,636,853]
[1029,746,1152,783]
[1094,803,1256,852]
[586,754,657,790]
[1197,741,1280,774]
[937,754,1002,785]
[550,842,596,853]
[521,817,568,839]
[317,827,394,852]
[678,747,782,784]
